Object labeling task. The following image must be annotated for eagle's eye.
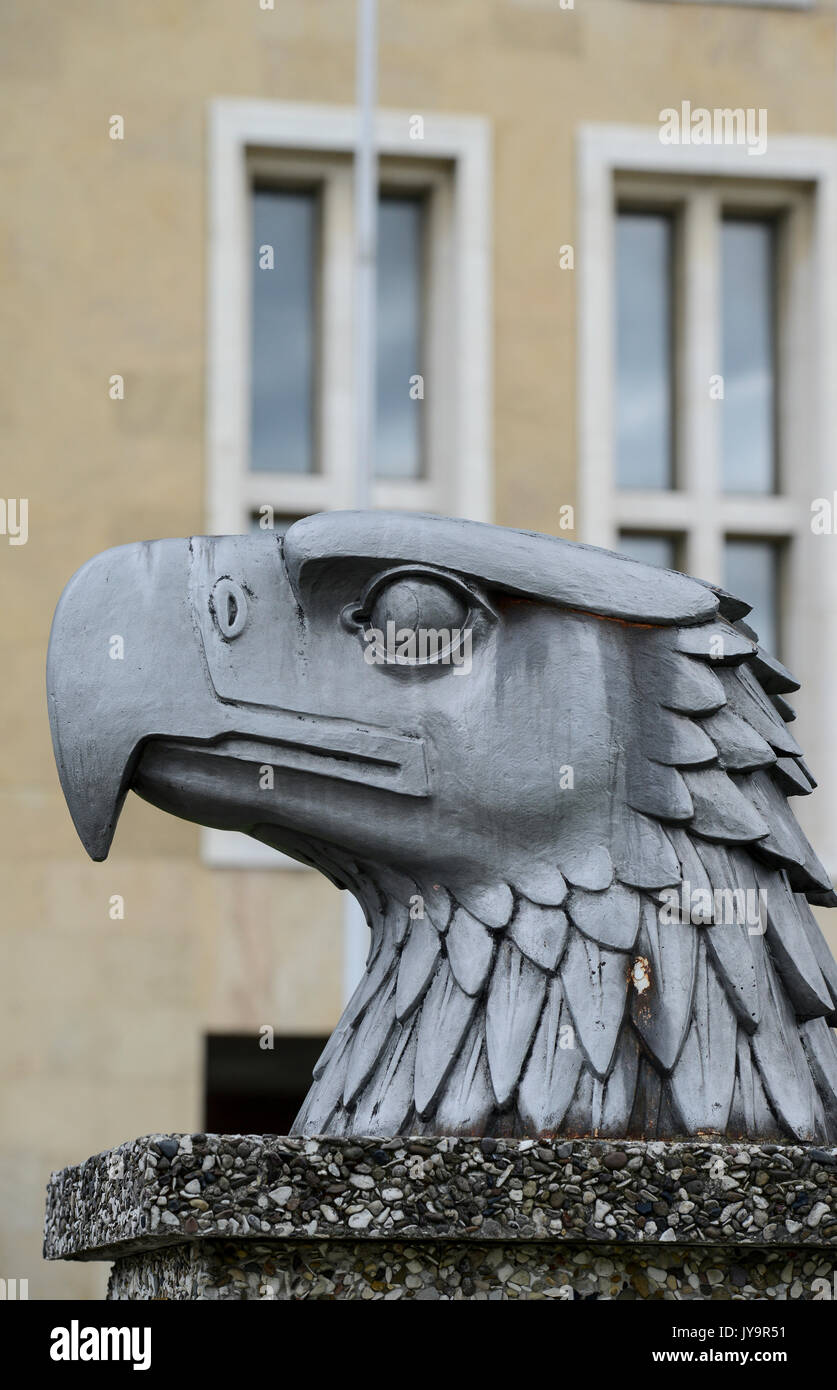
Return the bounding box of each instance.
[367,576,468,636]
[345,567,486,669]
[210,577,248,640]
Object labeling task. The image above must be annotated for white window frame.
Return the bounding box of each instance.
[207,98,492,534]
[205,99,492,869]
[609,171,811,584]
[577,124,837,876]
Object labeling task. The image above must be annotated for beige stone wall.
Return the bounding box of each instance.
[1,0,835,1297]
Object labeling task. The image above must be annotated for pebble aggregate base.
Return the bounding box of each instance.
[46,1134,837,1300]
[106,1238,837,1300]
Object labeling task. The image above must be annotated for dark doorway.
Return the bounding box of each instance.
[204,1034,329,1135]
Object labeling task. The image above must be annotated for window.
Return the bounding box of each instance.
[249,185,428,486]
[582,159,813,663]
[610,184,796,662]
[615,212,674,489]
[251,187,319,476]
[208,101,492,537]
[376,193,426,480]
[241,150,447,529]
[205,1034,328,1135]
[721,218,776,494]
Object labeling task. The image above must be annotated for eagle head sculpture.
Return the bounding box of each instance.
[47,511,837,1142]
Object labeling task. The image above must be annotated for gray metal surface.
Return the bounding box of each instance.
[46,511,837,1140]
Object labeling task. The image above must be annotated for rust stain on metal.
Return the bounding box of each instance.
[631,955,651,995]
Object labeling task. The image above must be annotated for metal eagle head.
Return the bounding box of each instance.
[46,511,837,1142]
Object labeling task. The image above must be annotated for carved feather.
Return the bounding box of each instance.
[294,1026,353,1135]
[559,844,613,891]
[446,906,495,996]
[371,863,422,912]
[729,1032,784,1141]
[596,1028,641,1137]
[669,940,737,1134]
[682,766,769,843]
[693,839,760,1031]
[742,768,833,893]
[699,706,776,773]
[750,648,800,695]
[674,625,755,663]
[414,880,454,932]
[612,810,682,890]
[395,915,441,1022]
[631,897,697,1072]
[719,664,802,757]
[485,938,548,1108]
[749,941,822,1140]
[342,969,398,1107]
[773,756,815,797]
[645,707,717,768]
[751,860,833,1018]
[511,861,568,906]
[351,1014,419,1136]
[567,881,641,952]
[434,1014,496,1135]
[453,881,513,930]
[800,1017,837,1128]
[697,580,751,622]
[414,959,477,1117]
[627,1054,665,1137]
[312,921,397,1079]
[666,826,715,920]
[508,898,569,972]
[656,649,727,715]
[771,693,797,723]
[560,931,630,1079]
[795,893,837,1020]
[517,976,583,1132]
[628,759,694,822]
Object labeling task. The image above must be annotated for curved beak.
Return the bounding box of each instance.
[46,539,201,860]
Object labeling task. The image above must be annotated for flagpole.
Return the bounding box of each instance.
[353,0,378,510]
[343,0,379,1002]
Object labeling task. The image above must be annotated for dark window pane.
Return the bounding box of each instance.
[618,532,677,570]
[205,1034,329,1135]
[721,220,776,494]
[724,539,780,655]
[615,213,674,490]
[376,195,424,479]
[251,188,318,474]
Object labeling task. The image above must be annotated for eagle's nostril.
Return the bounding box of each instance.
[211,577,248,640]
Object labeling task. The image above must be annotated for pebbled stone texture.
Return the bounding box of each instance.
[45,1134,837,1263]
[106,1238,837,1301]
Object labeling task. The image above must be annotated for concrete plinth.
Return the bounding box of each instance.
[44,1135,837,1300]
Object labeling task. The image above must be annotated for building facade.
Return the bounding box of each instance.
[2,0,837,1296]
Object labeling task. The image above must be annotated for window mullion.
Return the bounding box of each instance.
[681,186,722,583]
[322,165,356,508]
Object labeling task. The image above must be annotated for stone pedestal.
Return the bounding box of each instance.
[44,1135,837,1300]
